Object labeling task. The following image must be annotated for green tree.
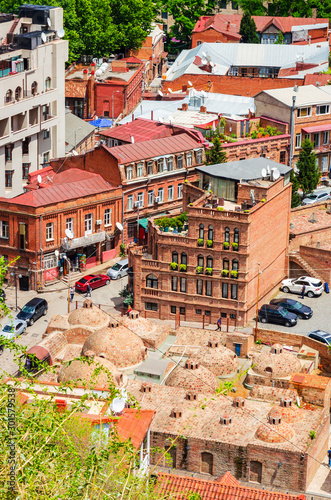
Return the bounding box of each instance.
[290,169,301,208]
[296,139,320,197]
[205,136,227,165]
[274,30,285,44]
[236,0,265,15]
[239,10,260,43]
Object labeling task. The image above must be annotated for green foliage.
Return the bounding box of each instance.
[120,243,126,257]
[205,136,227,165]
[232,242,238,250]
[205,267,213,275]
[206,239,213,248]
[255,339,262,345]
[196,266,203,274]
[310,430,316,439]
[244,209,250,213]
[251,130,258,139]
[179,264,187,272]
[217,206,224,211]
[236,0,265,15]
[290,169,302,208]
[223,241,230,249]
[170,262,178,270]
[197,238,204,246]
[231,270,238,278]
[221,269,229,276]
[187,493,202,500]
[239,10,260,43]
[275,30,285,44]
[296,139,320,197]
[261,198,266,203]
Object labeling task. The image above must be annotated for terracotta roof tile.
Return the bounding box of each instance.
[65,79,88,99]
[290,373,331,390]
[100,118,174,142]
[215,471,240,486]
[115,409,155,449]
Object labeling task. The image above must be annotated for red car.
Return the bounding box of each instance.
[75,274,110,293]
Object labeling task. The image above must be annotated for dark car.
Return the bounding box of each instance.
[75,274,110,293]
[308,330,331,346]
[16,297,48,326]
[258,304,298,327]
[270,298,312,319]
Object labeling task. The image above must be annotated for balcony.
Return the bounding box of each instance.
[61,231,106,251]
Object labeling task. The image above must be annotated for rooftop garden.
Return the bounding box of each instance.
[206,122,283,145]
[154,212,188,233]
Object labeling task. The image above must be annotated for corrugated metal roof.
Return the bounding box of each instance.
[257,84,331,107]
[100,118,173,142]
[65,109,95,153]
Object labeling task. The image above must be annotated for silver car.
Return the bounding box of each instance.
[107,259,129,280]
[301,191,330,205]
[0,319,27,341]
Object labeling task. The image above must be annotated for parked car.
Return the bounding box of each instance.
[258,304,298,327]
[269,298,312,319]
[301,191,330,205]
[0,319,27,339]
[107,259,129,280]
[16,297,48,326]
[280,276,324,298]
[308,330,331,346]
[75,274,110,293]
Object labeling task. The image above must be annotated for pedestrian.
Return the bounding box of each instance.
[328,449,331,468]
[85,283,92,297]
[301,285,306,299]
[216,316,222,331]
[70,285,75,303]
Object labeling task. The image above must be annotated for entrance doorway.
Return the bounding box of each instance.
[19,275,29,291]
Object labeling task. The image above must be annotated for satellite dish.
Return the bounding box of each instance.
[95,69,102,77]
[250,189,255,204]
[41,32,46,43]
[157,90,163,97]
[54,250,59,257]
[110,398,125,413]
[116,222,123,232]
[57,28,65,38]
[37,175,42,184]
[65,228,74,239]
[273,168,280,180]
[201,58,207,65]
[47,17,51,27]
[267,165,270,175]
[167,88,173,93]
[188,80,193,86]
[72,150,78,156]
[261,168,267,178]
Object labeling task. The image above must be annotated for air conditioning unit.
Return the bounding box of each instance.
[96,219,102,225]
[155,197,160,203]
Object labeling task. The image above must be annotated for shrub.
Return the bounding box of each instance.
[244,209,250,213]
[205,267,213,275]
[120,243,126,257]
[255,339,262,345]
[230,132,237,138]
[169,218,177,229]
[251,130,258,139]
[179,264,187,272]
[196,266,203,274]
[261,198,266,203]
[231,270,238,278]
[170,262,178,270]
[189,202,193,206]
[217,206,224,211]
[223,242,230,249]
[206,239,213,248]
[197,239,204,246]
[232,242,238,250]
[310,430,316,439]
[162,218,171,228]
[221,269,229,276]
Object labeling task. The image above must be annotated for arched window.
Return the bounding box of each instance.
[201,452,213,475]
[234,228,239,244]
[250,461,262,483]
[15,86,21,100]
[31,81,38,95]
[181,252,187,265]
[45,77,51,91]
[232,259,239,271]
[208,224,213,240]
[223,258,229,270]
[224,227,230,243]
[146,274,158,289]
[206,256,213,268]
[5,89,12,103]
[199,224,204,239]
[197,255,204,267]
[172,251,178,264]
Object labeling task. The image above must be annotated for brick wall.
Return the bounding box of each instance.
[223,135,290,165]
[225,332,254,357]
[192,29,239,48]
[299,245,331,283]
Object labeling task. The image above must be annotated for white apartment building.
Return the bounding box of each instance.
[0,5,68,197]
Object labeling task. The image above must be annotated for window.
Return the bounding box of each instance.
[22,163,30,180]
[19,223,28,250]
[161,11,168,19]
[5,145,12,161]
[5,171,13,188]
[180,307,185,315]
[199,224,204,239]
[231,283,238,299]
[146,274,158,289]
[180,277,186,292]
[234,228,239,244]
[196,309,202,315]
[45,77,51,91]
[323,131,329,144]
[197,279,203,295]
[232,259,239,271]
[137,192,144,208]
[177,155,183,169]
[43,129,50,139]
[208,225,213,240]
[205,310,211,316]
[206,256,213,268]
[172,251,178,263]
[1,221,9,239]
[5,89,12,103]
[295,133,302,149]
[31,81,37,95]
[22,138,30,155]
[279,150,286,163]
[223,258,229,270]
[197,255,204,267]
[225,227,230,242]
[181,252,187,265]
[84,213,93,235]
[168,185,174,201]
[148,190,154,205]
[171,305,176,314]
[205,281,212,296]
[158,187,164,202]
[230,313,236,319]
[196,149,202,164]
[137,163,143,177]
[222,282,228,298]
[167,157,173,171]
[147,161,153,175]
[104,209,111,226]
[126,166,133,180]
[186,152,192,166]
[43,152,49,163]
[171,276,178,291]
[317,105,329,115]
[43,253,57,270]
[157,158,164,172]
[221,312,227,318]
[297,107,311,117]
[46,222,54,241]
[66,218,74,234]
[177,184,183,198]
[321,156,328,173]
[313,133,319,148]
[15,86,21,100]
[145,302,157,311]
[42,104,49,121]
[127,195,133,210]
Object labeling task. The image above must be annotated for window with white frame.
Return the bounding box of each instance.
[158,187,164,202]
[177,183,183,198]
[168,185,174,201]
[321,156,328,173]
[297,107,311,118]
[157,158,164,173]
[43,152,49,163]
[167,157,173,171]
[186,152,192,166]
[147,160,153,175]
[84,213,93,235]
[317,105,329,115]
[126,165,133,180]
[127,195,133,210]
[148,190,154,205]
[66,217,73,234]
[137,162,143,177]
[295,133,302,149]
[43,253,57,270]
[177,155,183,169]
[46,222,54,241]
[323,131,329,144]
[196,149,203,164]
[137,192,144,207]
[304,133,311,141]
[104,208,112,226]
[1,221,9,239]
[313,133,319,148]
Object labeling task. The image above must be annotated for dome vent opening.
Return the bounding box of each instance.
[233,397,245,408]
[281,397,292,408]
[185,359,199,370]
[171,408,182,418]
[208,339,219,348]
[186,392,197,401]
[220,415,232,425]
[141,382,152,393]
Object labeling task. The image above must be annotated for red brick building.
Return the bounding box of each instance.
[129,158,292,327]
[0,169,121,290]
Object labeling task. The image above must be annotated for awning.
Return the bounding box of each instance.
[139,218,148,229]
[302,123,331,134]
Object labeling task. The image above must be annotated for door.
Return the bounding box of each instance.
[90,277,101,289]
[85,213,93,236]
[19,275,29,291]
[35,304,42,320]
[250,461,262,483]
[234,343,241,356]
[291,279,304,294]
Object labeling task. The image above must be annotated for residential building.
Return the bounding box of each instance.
[0,5,68,197]
[192,14,329,47]
[0,168,121,290]
[254,85,331,172]
[163,42,329,96]
[128,158,292,327]
[65,108,95,154]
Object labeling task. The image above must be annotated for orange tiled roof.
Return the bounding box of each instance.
[115,409,155,450]
[215,471,241,486]
[65,79,88,99]
[157,472,306,500]
[290,373,331,390]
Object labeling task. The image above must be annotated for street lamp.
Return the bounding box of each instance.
[10,272,22,312]
[111,90,120,120]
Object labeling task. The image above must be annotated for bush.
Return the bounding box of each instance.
[310,430,316,439]
[244,209,250,213]
[179,264,187,272]
[205,267,213,275]
[251,130,258,139]
[189,202,193,206]
[206,239,213,248]
[231,270,238,278]
[184,179,188,184]
[223,242,230,249]
[256,339,262,345]
[162,218,171,228]
[261,198,266,203]
[232,242,238,250]
[196,266,203,274]
[120,243,126,257]
[170,262,178,270]
[197,239,204,246]
[217,206,224,211]
[221,269,229,276]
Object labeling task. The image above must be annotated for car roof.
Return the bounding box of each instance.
[297,276,321,283]
[4,319,24,326]
[117,259,128,265]
[261,304,281,310]
[272,298,295,304]
[310,330,331,338]
[24,297,47,306]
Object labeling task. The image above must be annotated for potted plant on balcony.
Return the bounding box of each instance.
[206,239,213,248]
[221,269,229,277]
[197,238,204,247]
[196,266,203,274]
[217,206,224,211]
[223,242,230,250]
[163,218,171,232]
[205,267,213,276]
[232,242,238,251]
[231,270,238,279]
[177,220,184,233]
[179,264,187,272]
[170,262,178,270]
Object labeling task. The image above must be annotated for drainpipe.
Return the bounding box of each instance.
[39,215,43,287]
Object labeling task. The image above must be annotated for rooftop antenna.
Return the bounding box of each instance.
[188,80,193,87]
[41,32,46,43]
[47,17,51,27]
[266,165,271,175]
[261,168,267,179]
[131,135,135,143]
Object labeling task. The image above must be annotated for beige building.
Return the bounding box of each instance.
[0,6,68,197]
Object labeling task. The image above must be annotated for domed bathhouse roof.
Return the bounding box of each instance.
[164,358,218,393]
[251,344,302,379]
[193,339,239,377]
[256,412,294,443]
[68,300,110,329]
[268,397,303,423]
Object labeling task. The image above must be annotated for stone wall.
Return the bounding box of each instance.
[299,245,331,284]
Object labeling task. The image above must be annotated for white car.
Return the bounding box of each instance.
[280,276,324,298]
[301,191,330,205]
[0,319,27,353]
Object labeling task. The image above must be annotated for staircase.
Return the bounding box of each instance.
[289,251,323,281]
[3,17,20,44]
[61,271,82,285]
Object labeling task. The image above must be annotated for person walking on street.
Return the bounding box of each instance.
[70,286,75,303]
[216,317,222,331]
[85,284,92,297]
[301,285,306,299]
[328,449,331,468]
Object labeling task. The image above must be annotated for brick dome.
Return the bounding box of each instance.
[256,421,294,443]
[81,326,147,369]
[57,351,125,388]
[165,358,218,393]
[120,316,158,335]
[194,342,238,377]
[68,301,110,329]
[268,403,303,423]
[251,345,301,378]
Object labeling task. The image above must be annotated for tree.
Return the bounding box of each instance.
[236,0,265,15]
[296,139,320,197]
[239,10,260,44]
[274,30,284,44]
[290,169,301,208]
[205,136,227,165]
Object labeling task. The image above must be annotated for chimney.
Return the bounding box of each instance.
[151,110,153,120]
[182,103,188,111]
[200,105,207,113]
[88,71,96,119]
[227,21,230,31]
[83,68,88,81]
